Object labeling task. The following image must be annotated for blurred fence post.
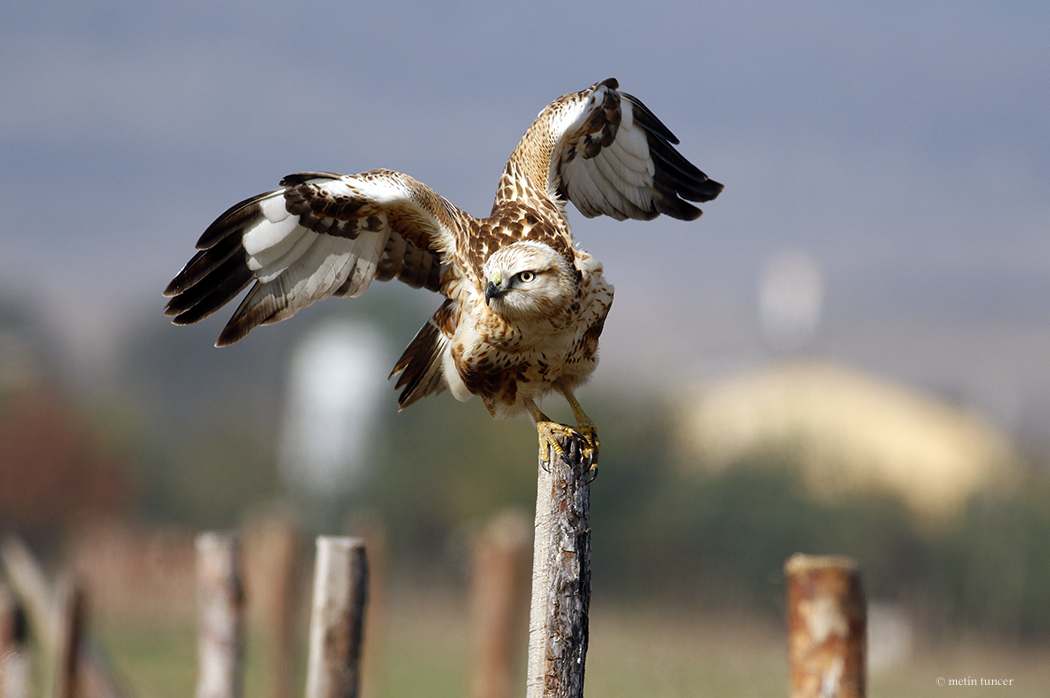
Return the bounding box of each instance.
[305,537,368,698]
[1,584,32,698]
[1,536,127,698]
[195,532,244,698]
[243,509,301,698]
[346,516,387,698]
[525,439,592,698]
[785,554,866,698]
[470,510,530,698]
[50,577,84,698]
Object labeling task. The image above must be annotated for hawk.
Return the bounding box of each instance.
[164,78,722,468]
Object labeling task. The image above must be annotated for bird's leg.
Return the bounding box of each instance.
[558,386,599,475]
[525,399,585,470]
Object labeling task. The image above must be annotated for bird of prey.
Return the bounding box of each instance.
[163,78,722,468]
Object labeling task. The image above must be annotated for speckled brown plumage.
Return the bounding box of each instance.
[164,78,721,452]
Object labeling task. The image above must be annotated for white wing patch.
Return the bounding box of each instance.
[341,228,387,297]
[242,216,387,316]
[559,99,656,220]
[248,227,313,282]
[545,80,722,222]
[165,169,459,346]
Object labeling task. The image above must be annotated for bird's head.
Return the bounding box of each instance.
[482,241,577,320]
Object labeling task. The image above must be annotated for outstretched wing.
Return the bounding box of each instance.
[163,169,460,346]
[549,78,723,221]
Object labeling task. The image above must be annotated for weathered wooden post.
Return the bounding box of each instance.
[50,577,85,698]
[785,554,867,698]
[1,536,126,698]
[195,532,245,698]
[243,510,301,698]
[305,537,369,698]
[470,510,530,698]
[525,438,592,698]
[346,516,387,698]
[1,584,32,698]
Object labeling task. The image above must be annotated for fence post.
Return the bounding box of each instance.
[195,532,244,698]
[470,510,530,698]
[50,577,85,698]
[0,536,127,698]
[305,537,368,698]
[785,554,866,698]
[525,438,592,698]
[1,584,32,698]
[345,516,387,698]
[243,510,300,698]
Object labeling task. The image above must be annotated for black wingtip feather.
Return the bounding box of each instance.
[165,260,253,325]
[164,233,244,297]
[195,194,271,249]
[608,90,724,218]
[622,92,681,145]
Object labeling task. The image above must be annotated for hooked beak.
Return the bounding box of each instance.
[485,280,503,306]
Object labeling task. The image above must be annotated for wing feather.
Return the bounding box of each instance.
[164,169,463,346]
[389,298,457,409]
[251,223,317,283]
[549,79,723,222]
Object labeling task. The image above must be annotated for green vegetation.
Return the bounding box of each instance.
[89,593,1050,698]
[5,282,1050,698]
[8,339,1050,641]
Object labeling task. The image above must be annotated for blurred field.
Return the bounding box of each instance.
[86,584,1050,698]
[6,358,1050,697]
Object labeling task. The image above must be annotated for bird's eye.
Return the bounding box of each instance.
[516,271,535,283]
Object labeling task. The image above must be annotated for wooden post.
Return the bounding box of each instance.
[195,532,244,698]
[50,577,85,698]
[345,516,387,698]
[525,438,592,698]
[243,509,300,698]
[470,510,530,698]
[785,554,866,698]
[1,584,32,698]
[305,537,368,698]
[0,537,127,698]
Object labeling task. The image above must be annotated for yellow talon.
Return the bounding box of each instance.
[534,420,599,473]
[574,422,600,476]
[526,394,600,473]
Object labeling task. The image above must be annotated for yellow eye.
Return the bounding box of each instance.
[516,271,535,283]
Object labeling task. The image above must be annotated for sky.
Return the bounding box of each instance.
[1,0,1048,431]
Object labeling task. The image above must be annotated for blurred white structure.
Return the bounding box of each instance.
[278,319,388,501]
[759,251,823,352]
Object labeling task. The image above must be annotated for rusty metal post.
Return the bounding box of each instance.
[785,554,866,698]
[525,438,592,698]
[305,537,368,698]
[470,510,530,698]
[195,532,245,698]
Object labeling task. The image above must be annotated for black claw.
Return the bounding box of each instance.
[567,436,582,463]
[539,441,554,472]
[553,433,574,466]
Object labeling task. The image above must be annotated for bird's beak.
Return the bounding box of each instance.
[485,280,502,306]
